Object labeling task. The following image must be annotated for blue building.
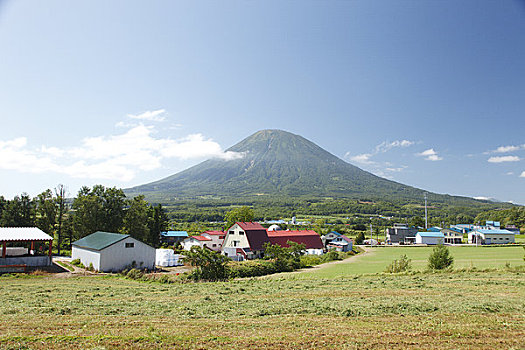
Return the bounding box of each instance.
[160,231,188,245]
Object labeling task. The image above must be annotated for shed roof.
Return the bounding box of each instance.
[0,227,53,241]
[417,232,444,238]
[476,229,515,235]
[161,231,188,237]
[72,231,129,251]
[229,222,269,251]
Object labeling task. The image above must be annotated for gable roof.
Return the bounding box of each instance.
[72,231,129,251]
[0,227,53,242]
[228,222,269,251]
[236,222,265,231]
[268,230,324,249]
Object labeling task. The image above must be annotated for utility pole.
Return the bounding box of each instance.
[369,218,373,245]
[424,192,428,229]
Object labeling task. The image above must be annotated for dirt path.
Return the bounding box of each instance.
[261,245,374,279]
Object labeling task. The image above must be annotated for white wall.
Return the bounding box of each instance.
[415,235,443,245]
[222,224,250,251]
[182,238,205,251]
[72,245,101,271]
[99,237,155,272]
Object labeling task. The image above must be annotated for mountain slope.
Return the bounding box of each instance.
[126,129,479,204]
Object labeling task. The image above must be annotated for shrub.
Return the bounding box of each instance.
[184,246,231,281]
[71,259,81,266]
[428,245,454,270]
[384,254,412,273]
[355,231,365,245]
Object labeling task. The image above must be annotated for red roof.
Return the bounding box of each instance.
[267,230,323,249]
[204,231,225,236]
[192,235,212,241]
[236,222,265,230]
[227,222,270,251]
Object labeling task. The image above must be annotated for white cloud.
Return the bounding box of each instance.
[347,153,374,165]
[127,109,166,122]
[488,155,520,163]
[520,171,525,178]
[346,139,414,166]
[0,113,244,182]
[417,148,443,161]
[375,140,414,153]
[506,172,515,176]
[489,144,525,154]
[473,196,490,201]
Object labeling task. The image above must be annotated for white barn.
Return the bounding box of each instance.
[72,231,155,272]
[468,229,516,245]
[415,232,444,245]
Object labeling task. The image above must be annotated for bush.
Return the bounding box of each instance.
[70,259,81,266]
[184,246,231,281]
[428,245,454,270]
[384,254,412,273]
[355,231,365,245]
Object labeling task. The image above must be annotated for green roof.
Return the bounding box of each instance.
[72,231,129,251]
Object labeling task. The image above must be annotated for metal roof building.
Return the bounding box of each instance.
[72,231,155,272]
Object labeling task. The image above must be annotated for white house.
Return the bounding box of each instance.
[0,227,54,270]
[72,231,155,272]
[221,222,270,260]
[201,231,225,251]
[181,235,212,251]
[468,229,516,245]
[415,232,444,245]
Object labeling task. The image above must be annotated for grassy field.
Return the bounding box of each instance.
[301,245,524,278]
[0,247,524,349]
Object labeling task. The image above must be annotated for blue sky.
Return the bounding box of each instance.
[1,1,525,203]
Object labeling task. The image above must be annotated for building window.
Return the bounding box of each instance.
[239,231,244,235]
[229,231,234,235]
[213,244,217,247]
[125,242,134,248]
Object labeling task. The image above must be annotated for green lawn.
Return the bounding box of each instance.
[301,245,525,278]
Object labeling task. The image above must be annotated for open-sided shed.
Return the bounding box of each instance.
[0,227,53,269]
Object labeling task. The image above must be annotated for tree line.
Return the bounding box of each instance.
[0,184,168,254]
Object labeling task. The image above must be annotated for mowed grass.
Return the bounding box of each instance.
[0,267,524,349]
[302,246,525,278]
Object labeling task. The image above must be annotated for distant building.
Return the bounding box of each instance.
[415,232,444,245]
[441,228,463,244]
[427,226,442,232]
[468,229,516,245]
[201,231,225,251]
[505,225,520,234]
[386,224,417,244]
[72,231,155,272]
[181,235,212,251]
[449,224,475,234]
[221,222,270,260]
[267,230,324,255]
[160,231,188,245]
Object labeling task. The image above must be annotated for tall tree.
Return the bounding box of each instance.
[1,194,35,227]
[72,185,126,239]
[147,204,169,247]
[35,189,57,235]
[224,206,255,230]
[55,184,68,255]
[122,195,151,242]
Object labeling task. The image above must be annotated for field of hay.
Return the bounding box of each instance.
[0,246,524,349]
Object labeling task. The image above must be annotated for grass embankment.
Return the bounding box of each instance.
[302,246,524,278]
[0,267,524,349]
